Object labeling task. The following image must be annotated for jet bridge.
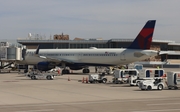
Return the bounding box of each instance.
[0,42,23,71]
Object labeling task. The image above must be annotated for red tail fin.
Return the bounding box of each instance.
[128,20,156,49]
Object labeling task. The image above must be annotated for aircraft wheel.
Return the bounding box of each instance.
[147,86,152,90]
[46,75,52,80]
[66,69,70,74]
[62,69,68,74]
[157,84,163,90]
[82,69,85,73]
[82,69,87,73]
[31,76,36,80]
[102,78,107,83]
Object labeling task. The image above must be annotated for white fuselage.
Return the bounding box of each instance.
[18,48,158,66]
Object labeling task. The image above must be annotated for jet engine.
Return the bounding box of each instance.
[69,66,83,70]
[37,62,55,71]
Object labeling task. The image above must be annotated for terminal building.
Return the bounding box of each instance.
[17,34,180,63]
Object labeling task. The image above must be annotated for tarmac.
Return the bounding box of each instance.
[0,67,180,112]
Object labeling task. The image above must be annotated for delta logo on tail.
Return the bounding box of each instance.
[128,20,156,50]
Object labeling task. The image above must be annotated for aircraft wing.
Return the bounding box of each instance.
[38,55,74,64]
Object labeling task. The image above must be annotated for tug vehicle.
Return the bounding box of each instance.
[138,77,165,90]
[89,73,107,83]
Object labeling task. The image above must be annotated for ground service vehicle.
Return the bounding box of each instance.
[135,69,165,86]
[139,77,165,90]
[167,72,180,89]
[26,71,55,80]
[113,69,139,84]
[89,73,107,83]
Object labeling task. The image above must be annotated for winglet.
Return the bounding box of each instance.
[35,45,40,54]
[128,20,156,49]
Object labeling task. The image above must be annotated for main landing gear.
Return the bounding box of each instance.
[62,69,70,74]
[82,68,90,73]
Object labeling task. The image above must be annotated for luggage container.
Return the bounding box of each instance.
[167,72,180,89]
[113,69,139,84]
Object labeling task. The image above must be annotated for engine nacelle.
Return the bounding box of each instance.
[37,62,55,71]
[69,66,83,70]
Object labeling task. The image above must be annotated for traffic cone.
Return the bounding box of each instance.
[82,77,85,83]
[86,77,88,83]
[68,76,70,81]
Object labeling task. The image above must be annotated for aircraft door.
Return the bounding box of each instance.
[120,50,126,61]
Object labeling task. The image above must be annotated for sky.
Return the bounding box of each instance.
[1,0,180,42]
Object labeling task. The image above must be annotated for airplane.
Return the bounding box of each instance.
[17,20,158,74]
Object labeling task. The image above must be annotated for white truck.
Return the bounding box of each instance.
[89,73,107,83]
[167,72,180,89]
[113,69,139,84]
[138,77,165,90]
[26,71,55,80]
